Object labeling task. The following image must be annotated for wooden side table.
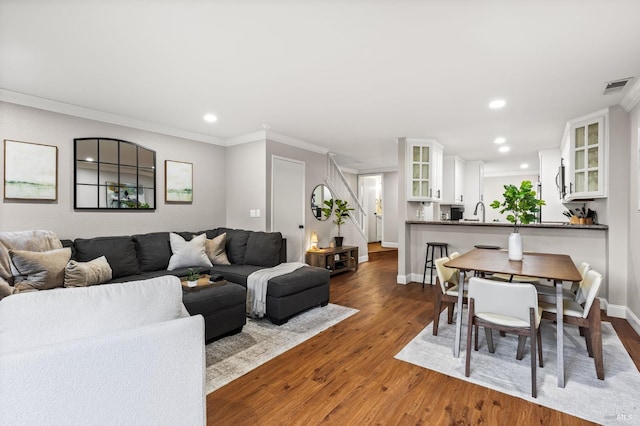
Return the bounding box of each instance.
[305,245,358,276]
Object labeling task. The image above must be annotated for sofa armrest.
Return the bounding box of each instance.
[0,315,205,426]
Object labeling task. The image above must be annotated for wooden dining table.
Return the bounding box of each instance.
[444,248,582,388]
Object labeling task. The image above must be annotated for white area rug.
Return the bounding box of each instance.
[396,310,640,425]
[206,303,358,394]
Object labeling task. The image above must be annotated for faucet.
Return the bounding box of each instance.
[473,201,485,223]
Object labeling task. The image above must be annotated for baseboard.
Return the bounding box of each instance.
[626,307,640,337]
[381,241,398,248]
[606,301,627,319]
[359,255,369,264]
[397,275,408,285]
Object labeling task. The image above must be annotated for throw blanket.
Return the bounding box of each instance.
[246,262,306,318]
[0,230,63,284]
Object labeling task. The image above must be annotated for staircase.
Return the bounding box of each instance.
[326,153,366,240]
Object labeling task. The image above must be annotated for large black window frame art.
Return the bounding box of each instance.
[74,138,156,210]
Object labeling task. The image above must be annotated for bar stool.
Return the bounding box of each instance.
[422,242,449,287]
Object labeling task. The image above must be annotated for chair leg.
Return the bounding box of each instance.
[589,300,605,380]
[485,327,494,353]
[465,299,475,377]
[447,302,454,324]
[516,335,527,360]
[537,327,544,368]
[584,326,594,358]
[474,324,479,351]
[433,291,442,336]
[530,308,537,398]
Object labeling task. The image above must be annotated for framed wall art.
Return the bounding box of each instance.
[4,139,58,201]
[165,160,193,203]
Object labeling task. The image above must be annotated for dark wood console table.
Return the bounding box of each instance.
[306,245,359,276]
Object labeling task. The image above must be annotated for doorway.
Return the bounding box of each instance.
[358,174,383,243]
[271,156,305,262]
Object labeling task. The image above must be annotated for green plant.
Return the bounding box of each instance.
[322,198,354,237]
[489,180,545,233]
[186,268,200,282]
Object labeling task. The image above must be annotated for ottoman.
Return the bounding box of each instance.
[182,282,246,342]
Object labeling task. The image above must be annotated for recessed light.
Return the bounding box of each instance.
[489,99,506,109]
[86,157,94,162]
[520,163,529,169]
[203,114,217,123]
[494,137,506,144]
[499,146,510,153]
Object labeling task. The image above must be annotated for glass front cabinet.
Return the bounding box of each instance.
[406,138,443,202]
[566,112,606,200]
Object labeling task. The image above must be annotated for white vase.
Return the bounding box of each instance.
[187,280,198,288]
[508,232,523,261]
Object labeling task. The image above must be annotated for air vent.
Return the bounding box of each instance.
[603,77,634,94]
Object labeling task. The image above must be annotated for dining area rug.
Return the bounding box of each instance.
[205,303,358,394]
[395,310,639,425]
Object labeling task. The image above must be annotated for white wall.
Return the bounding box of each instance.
[0,102,226,238]
[225,141,267,231]
[628,101,640,326]
[538,149,567,222]
[482,174,539,223]
[382,171,398,246]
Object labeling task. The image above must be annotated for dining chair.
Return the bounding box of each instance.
[490,273,540,283]
[465,277,543,398]
[539,269,604,380]
[432,252,464,336]
[534,261,591,301]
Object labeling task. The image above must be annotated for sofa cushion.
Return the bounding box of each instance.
[0,230,63,284]
[9,247,72,291]
[205,233,230,265]
[216,228,250,265]
[74,236,140,279]
[167,233,212,271]
[209,264,263,286]
[64,256,113,287]
[244,232,282,267]
[0,275,185,355]
[133,232,172,272]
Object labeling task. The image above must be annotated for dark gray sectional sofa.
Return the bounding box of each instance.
[62,228,330,341]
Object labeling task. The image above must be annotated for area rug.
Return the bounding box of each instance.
[395,310,640,425]
[205,303,358,394]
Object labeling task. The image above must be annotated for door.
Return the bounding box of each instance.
[272,156,305,262]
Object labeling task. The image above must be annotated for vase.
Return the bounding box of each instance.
[334,236,344,247]
[508,232,523,261]
[187,280,198,288]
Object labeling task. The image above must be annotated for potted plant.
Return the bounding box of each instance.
[322,198,354,247]
[489,180,545,261]
[186,268,200,287]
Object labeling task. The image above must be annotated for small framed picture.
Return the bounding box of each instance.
[165,160,193,203]
[4,139,58,201]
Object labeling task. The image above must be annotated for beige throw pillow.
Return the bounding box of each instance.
[9,247,72,291]
[206,233,231,265]
[64,256,113,287]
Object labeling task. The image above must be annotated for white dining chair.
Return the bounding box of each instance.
[539,269,604,380]
[432,253,464,336]
[465,277,543,398]
[534,261,591,301]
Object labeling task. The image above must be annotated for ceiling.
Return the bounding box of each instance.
[2,1,640,175]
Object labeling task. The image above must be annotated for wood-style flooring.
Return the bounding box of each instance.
[207,251,640,425]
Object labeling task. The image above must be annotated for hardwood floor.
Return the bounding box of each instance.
[207,251,640,425]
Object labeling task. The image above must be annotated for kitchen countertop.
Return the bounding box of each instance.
[406,220,608,230]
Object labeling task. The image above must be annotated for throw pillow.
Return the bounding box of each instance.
[244,231,282,267]
[205,233,231,265]
[64,256,113,287]
[167,233,212,271]
[9,247,72,291]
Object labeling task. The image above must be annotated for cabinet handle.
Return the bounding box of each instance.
[569,183,573,194]
[429,188,432,197]
[460,194,463,202]
[437,190,440,198]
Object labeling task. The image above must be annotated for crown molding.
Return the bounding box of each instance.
[224,131,267,146]
[264,130,329,154]
[483,169,540,178]
[0,89,223,145]
[621,78,640,112]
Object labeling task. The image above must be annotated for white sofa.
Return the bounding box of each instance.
[0,275,205,426]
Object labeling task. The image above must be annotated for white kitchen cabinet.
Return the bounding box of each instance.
[406,139,443,202]
[463,160,484,216]
[442,155,465,204]
[565,110,607,200]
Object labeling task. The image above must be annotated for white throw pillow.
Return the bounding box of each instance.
[167,233,212,271]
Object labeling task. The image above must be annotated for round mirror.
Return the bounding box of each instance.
[311,184,333,221]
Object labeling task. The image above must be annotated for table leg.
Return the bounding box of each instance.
[556,279,565,387]
[453,270,466,358]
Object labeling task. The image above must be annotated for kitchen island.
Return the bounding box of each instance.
[399,220,608,296]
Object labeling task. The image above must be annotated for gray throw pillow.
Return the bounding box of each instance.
[64,256,113,287]
[9,247,72,291]
[244,232,282,267]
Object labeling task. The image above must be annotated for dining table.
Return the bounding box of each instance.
[444,248,582,388]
